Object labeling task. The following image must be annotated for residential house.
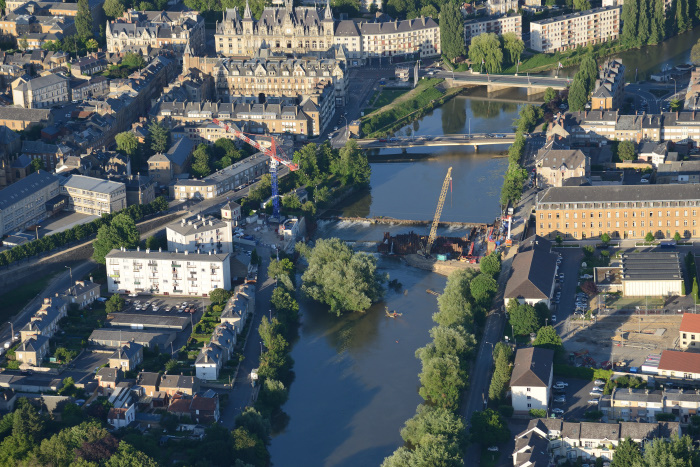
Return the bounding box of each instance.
[591,60,625,111]
[220,200,242,226]
[95,367,121,396]
[195,344,224,381]
[657,350,700,380]
[107,405,135,429]
[656,161,700,184]
[136,371,161,396]
[19,296,67,341]
[166,392,220,424]
[535,143,589,189]
[220,290,251,332]
[601,388,664,422]
[108,342,144,371]
[638,141,672,167]
[159,374,200,396]
[504,247,558,308]
[510,347,554,414]
[11,72,69,108]
[147,136,194,186]
[15,335,49,366]
[680,313,700,350]
[60,279,100,309]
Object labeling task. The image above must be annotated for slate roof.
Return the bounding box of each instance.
[360,16,438,34]
[167,215,228,237]
[195,344,223,365]
[504,249,557,300]
[89,328,173,347]
[110,342,143,361]
[18,335,49,352]
[136,371,160,388]
[106,313,190,329]
[14,72,67,91]
[165,136,194,167]
[519,235,552,253]
[536,145,587,170]
[0,125,19,145]
[160,374,197,390]
[0,106,51,122]
[538,184,700,205]
[639,141,669,155]
[0,169,57,210]
[612,388,663,403]
[96,367,119,383]
[510,347,554,388]
[334,19,360,36]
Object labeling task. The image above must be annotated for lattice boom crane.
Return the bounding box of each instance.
[212,119,298,220]
[422,166,452,257]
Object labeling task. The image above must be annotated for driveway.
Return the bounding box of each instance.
[551,248,583,329]
[553,378,601,421]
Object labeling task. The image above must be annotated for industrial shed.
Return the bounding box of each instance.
[620,252,683,297]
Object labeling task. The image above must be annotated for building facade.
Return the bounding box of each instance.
[536,185,700,241]
[463,14,522,44]
[530,7,621,53]
[591,59,625,111]
[106,10,205,56]
[171,152,268,201]
[11,72,69,108]
[0,170,58,235]
[106,248,232,296]
[535,144,589,188]
[680,313,700,350]
[166,214,234,255]
[486,0,519,14]
[510,347,554,414]
[59,174,126,215]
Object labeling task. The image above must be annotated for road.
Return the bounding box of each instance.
[351,133,516,150]
[218,244,274,428]
[435,70,570,89]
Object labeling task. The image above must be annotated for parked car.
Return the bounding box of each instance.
[553,382,567,390]
[587,399,600,405]
[554,381,568,388]
[551,408,565,415]
[554,396,566,403]
[551,315,557,323]
[487,446,499,452]
[589,390,603,396]
[594,379,605,386]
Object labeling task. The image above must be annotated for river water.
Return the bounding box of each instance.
[268,95,518,467]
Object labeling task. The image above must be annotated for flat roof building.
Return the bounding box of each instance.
[166,214,233,254]
[106,248,231,296]
[59,174,126,216]
[619,252,683,297]
[106,313,190,331]
[89,328,175,349]
[530,7,621,53]
[0,170,59,235]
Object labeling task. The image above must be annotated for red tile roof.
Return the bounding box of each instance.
[658,350,700,374]
[680,313,700,334]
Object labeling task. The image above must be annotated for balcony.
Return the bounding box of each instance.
[171,263,181,268]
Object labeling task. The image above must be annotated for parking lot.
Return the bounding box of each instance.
[118,295,210,316]
[551,378,604,421]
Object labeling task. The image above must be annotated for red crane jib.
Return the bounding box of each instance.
[212,119,299,171]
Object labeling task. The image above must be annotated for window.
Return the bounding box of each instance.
[527,403,532,408]
[526,387,531,391]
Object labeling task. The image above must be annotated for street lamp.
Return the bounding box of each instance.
[7,322,13,341]
[64,266,73,295]
[670,77,677,97]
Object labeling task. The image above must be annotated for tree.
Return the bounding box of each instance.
[92,214,140,264]
[234,407,270,444]
[104,441,158,467]
[439,2,465,61]
[676,0,691,33]
[400,405,466,451]
[508,301,540,336]
[544,87,558,104]
[533,326,563,351]
[336,140,370,185]
[191,144,212,178]
[416,325,476,366]
[578,55,598,96]
[480,251,501,278]
[18,36,28,51]
[282,193,301,211]
[489,342,513,403]
[256,378,289,413]
[209,288,232,305]
[75,0,93,38]
[213,138,241,168]
[301,201,316,216]
[164,359,178,373]
[138,1,155,9]
[122,52,145,69]
[29,158,44,173]
[610,438,642,467]
[573,0,590,9]
[115,132,138,157]
[601,232,611,244]
[649,0,665,45]
[637,434,699,466]
[267,258,294,282]
[300,238,385,315]
[85,38,98,52]
[637,0,651,46]
[435,269,478,331]
[149,120,170,154]
[645,231,656,242]
[674,231,682,242]
[567,77,588,111]
[692,39,700,65]
[502,32,524,66]
[418,354,465,410]
[470,273,498,305]
[670,98,682,111]
[621,0,639,46]
[106,294,125,313]
[468,33,503,74]
[617,140,636,161]
[104,0,125,18]
[469,409,510,446]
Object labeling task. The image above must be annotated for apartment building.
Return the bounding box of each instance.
[182,52,348,107]
[11,72,69,108]
[156,91,334,138]
[600,387,700,424]
[591,59,625,111]
[59,174,126,216]
[680,313,700,349]
[530,7,621,53]
[108,342,144,371]
[0,170,58,235]
[359,17,440,59]
[106,248,232,296]
[510,347,554,414]
[535,143,589,188]
[171,152,269,201]
[464,14,522,44]
[166,214,234,254]
[513,418,681,466]
[106,10,206,55]
[0,106,51,131]
[536,184,700,241]
[486,0,518,14]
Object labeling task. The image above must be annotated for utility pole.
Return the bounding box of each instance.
[7,322,13,340]
[65,266,73,295]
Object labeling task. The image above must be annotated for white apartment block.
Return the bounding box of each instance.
[11,73,69,109]
[464,15,522,44]
[166,214,234,255]
[359,17,440,59]
[59,175,126,216]
[106,248,232,297]
[510,347,554,414]
[487,0,518,15]
[530,7,621,53]
[0,170,59,236]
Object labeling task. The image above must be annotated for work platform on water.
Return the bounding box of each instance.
[320,216,488,230]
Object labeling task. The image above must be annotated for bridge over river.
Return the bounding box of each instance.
[355,132,516,150]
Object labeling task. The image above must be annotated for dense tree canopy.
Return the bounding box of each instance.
[149,120,170,154]
[300,238,385,315]
[480,251,501,278]
[618,140,636,161]
[502,32,524,66]
[508,301,540,336]
[115,132,138,157]
[75,0,93,39]
[191,144,213,178]
[440,2,466,61]
[468,33,503,74]
[469,409,510,446]
[92,213,140,264]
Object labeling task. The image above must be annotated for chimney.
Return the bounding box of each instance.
[146,248,150,254]
[89,276,93,283]
[185,250,189,255]
[175,248,178,253]
[159,247,162,252]
[137,246,140,251]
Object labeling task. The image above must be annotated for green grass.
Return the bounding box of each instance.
[53,302,108,352]
[373,89,408,108]
[501,41,628,74]
[0,272,57,322]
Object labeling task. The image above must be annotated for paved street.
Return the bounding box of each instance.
[219,244,275,428]
[435,70,570,89]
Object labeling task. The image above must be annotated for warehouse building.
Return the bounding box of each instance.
[88,329,175,349]
[106,313,190,331]
[620,252,683,297]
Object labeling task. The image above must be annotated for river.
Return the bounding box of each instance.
[268,95,519,467]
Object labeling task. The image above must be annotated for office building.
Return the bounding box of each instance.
[106,248,232,296]
[530,7,621,53]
